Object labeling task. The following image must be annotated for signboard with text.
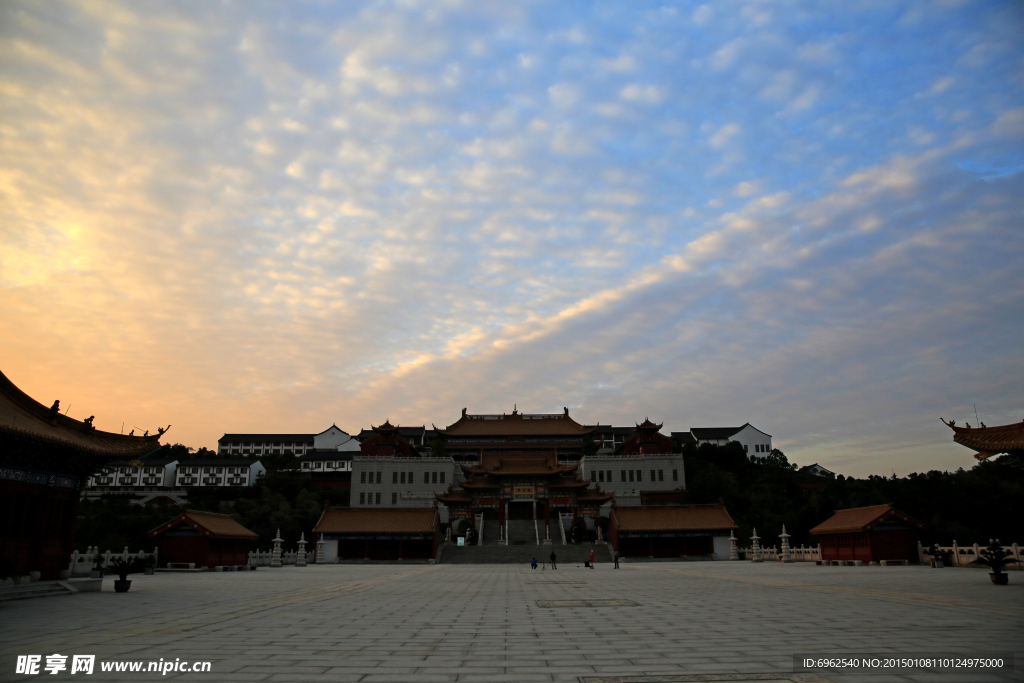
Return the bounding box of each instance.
[513,486,535,499]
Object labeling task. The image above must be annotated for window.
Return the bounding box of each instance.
[408,471,413,484]
[672,469,678,482]
[302,462,311,470]
[394,471,399,484]
[598,471,604,482]
[314,462,322,469]
[424,472,430,484]
[392,492,398,505]
[359,492,365,505]
[440,472,445,484]
[607,470,612,482]
[216,467,223,473]
[432,471,438,484]
[658,470,664,482]
[376,472,382,484]
[375,492,381,504]
[628,470,634,482]
[744,444,748,452]
[361,472,367,484]
[637,469,643,482]
[327,461,334,468]
[621,470,627,482]
[651,470,656,482]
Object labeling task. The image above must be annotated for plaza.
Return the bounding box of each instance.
[1,562,1021,683]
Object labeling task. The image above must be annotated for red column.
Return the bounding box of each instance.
[572,506,578,525]
[544,498,551,540]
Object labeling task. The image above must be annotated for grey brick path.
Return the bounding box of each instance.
[0,561,1020,683]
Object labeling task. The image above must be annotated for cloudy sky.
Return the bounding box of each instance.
[2,0,1022,476]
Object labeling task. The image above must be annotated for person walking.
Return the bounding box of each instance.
[531,557,538,570]
[614,549,620,569]
[588,549,595,569]
[549,551,557,570]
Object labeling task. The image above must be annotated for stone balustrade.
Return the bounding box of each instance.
[68,547,157,577]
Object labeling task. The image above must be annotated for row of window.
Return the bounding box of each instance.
[300,461,351,470]
[359,492,382,505]
[177,467,247,475]
[752,444,771,453]
[594,469,679,484]
[222,442,312,448]
[359,471,446,485]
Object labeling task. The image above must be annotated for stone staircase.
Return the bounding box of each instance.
[438,543,614,565]
[0,581,81,602]
[481,519,502,545]
[505,520,537,546]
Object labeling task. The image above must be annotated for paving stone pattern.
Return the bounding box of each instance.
[0,562,1020,683]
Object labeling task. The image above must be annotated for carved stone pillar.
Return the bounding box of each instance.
[751,528,763,563]
[270,529,284,568]
[296,532,308,567]
[779,525,792,563]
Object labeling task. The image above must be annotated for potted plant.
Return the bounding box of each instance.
[107,557,144,593]
[90,555,104,579]
[971,539,1019,585]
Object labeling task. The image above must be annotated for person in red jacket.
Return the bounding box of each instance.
[588,549,595,568]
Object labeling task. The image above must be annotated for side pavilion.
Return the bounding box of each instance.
[609,504,738,559]
[313,506,440,562]
[810,503,924,564]
[148,509,258,568]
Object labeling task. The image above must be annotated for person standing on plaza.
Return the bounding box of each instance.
[614,549,620,569]
[588,549,595,569]
[549,551,557,569]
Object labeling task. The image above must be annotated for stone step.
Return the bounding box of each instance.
[438,543,614,565]
[0,581,77,602]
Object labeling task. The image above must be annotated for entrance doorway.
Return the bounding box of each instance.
[508,500,535,520]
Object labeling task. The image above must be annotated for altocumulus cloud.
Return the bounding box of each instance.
[0,0,1022,476]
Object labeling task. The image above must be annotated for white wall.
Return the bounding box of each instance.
[730,424,772,458]
[314,426,360,451]
[713,535,732,560]
[320,539,338,563]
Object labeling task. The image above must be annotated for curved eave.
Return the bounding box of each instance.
[0,422,161,458]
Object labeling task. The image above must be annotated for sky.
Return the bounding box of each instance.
[1,0,1022,477]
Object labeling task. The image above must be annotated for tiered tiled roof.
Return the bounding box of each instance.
[808,503,924,535]
[313,506,439,534]
[148,509,259,540]
[437,407,596,437]
[612,504,738,531]
[0,369,162,458]
[460,453,579,477]
[946,419,1024,459]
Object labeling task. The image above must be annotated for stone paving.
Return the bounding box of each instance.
[0,560,1021,683]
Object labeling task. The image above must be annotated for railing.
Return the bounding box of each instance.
[534,518,540,546]
[918,542,1022,569]
[249,549,297,566]
[475,513,484,546]
[558,513,569,545]
[69,547,158,576]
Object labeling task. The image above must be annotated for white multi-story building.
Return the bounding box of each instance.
[674,424,773,457]
[174,459,265,487]
[87,458,178,490]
